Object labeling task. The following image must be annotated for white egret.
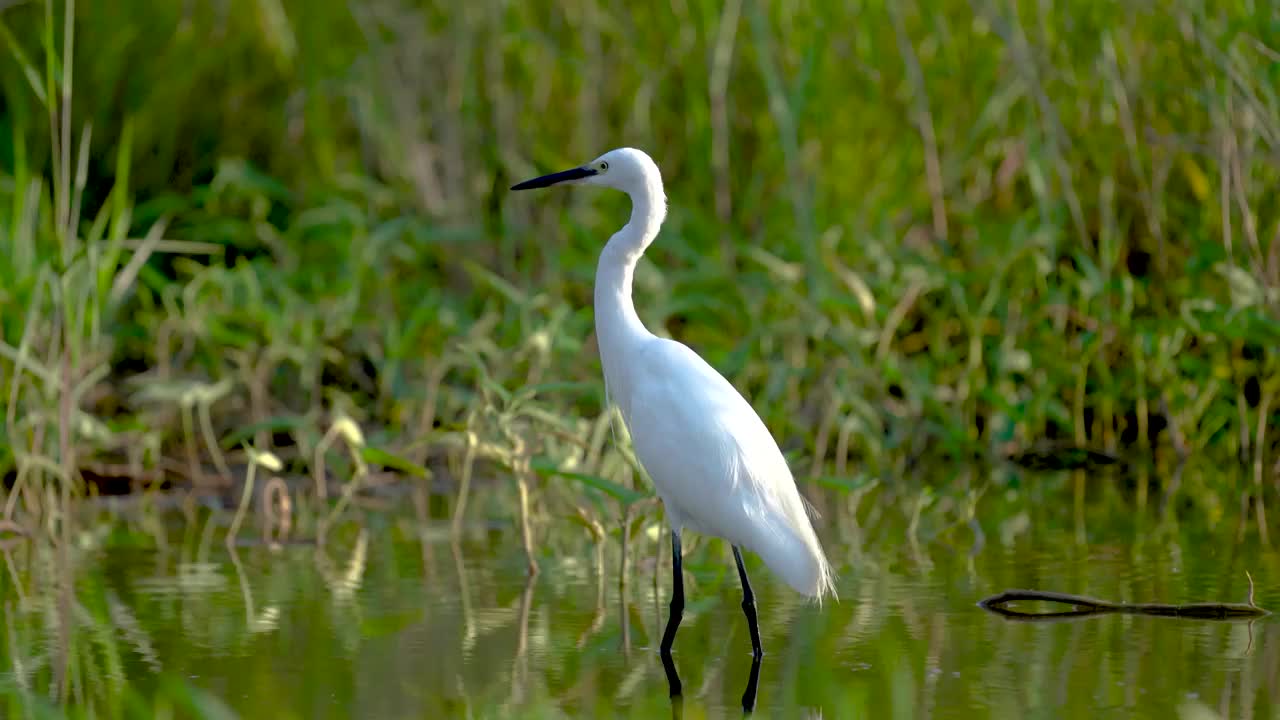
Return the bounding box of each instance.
[512,148,834,691]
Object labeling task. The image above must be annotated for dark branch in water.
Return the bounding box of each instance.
[979,582,1270,622]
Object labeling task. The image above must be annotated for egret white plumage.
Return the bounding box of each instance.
[512,148,834,688]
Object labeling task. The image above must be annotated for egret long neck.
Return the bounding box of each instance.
[594,173,666,399]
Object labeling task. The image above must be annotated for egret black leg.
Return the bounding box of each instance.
[660,531,684,697]
[742,651,762,714]
[732,546,763,659]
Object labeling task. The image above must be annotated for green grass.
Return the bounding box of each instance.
[0,0,1277,544]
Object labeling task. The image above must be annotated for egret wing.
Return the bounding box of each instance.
[622,339,812,550]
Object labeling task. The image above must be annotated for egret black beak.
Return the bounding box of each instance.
[510,166,596,191]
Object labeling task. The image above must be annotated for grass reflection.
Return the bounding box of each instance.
[1,464,1279,718]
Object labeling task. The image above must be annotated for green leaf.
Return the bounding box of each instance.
[219,416,308,449]
[529,457,650,505]
[205,315,261,350]
[361,445,431,478]
[0,20,47,107]
[462,260,530,306]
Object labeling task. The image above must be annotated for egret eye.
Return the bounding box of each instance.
[600,161,609,171]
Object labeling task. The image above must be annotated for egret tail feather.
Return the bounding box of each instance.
[746,514,836,602]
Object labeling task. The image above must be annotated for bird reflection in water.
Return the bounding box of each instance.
[662,650,762,716]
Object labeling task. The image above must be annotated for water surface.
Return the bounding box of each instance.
[2,473,1278,718]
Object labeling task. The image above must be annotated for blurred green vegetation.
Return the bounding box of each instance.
[0,0,1278,541]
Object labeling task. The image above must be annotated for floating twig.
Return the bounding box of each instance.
[979,586,1270,622]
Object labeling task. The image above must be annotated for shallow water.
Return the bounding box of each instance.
[3,476,1280,719]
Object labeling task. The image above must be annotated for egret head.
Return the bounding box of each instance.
[511,147,659,196]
